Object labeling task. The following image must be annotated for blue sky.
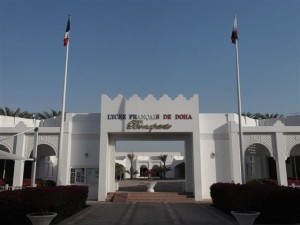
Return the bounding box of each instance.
[0,0,299,116]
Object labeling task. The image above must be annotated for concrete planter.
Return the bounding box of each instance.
[146,181,157,192]
[26,212,57,225]
[231,211,260,225]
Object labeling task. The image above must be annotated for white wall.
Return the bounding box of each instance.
[2,112,299,201]
[199,114,232,199]
[0,115,39,127]
[66,113,100,200]
[69,113,100,168]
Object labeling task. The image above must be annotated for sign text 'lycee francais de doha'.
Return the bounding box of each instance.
[107,114,192,132]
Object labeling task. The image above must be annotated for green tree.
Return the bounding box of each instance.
[115,163,125,180]
[0,107,61,119]
[19,111,34,119]
[0,107,35,119]
[159,154,169,179]
[260,113,283,119]
[37,110,61,119]
[0,107,21,117]
[242,112,283,120]
[125,153,138,179]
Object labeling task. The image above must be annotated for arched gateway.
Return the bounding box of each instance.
[98,94,201,201]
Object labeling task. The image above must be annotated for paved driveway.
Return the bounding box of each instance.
[59,201,237,225]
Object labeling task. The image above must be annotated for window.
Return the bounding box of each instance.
[70,168,99,184]
[70,168,85,184]
[86,168,99,184]
[245,155,255,177]
[46,156,54,177]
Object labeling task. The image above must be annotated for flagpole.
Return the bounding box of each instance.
[232,15,245,184]
[31,128,39,187]
[235,39,245,184]
[57,15,70,185]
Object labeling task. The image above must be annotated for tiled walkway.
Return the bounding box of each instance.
[59,202,237,225]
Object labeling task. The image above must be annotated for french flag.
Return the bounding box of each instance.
[64,17,70,47]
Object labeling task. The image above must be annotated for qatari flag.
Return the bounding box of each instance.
[64,17,70,46]
[231,15,238,44]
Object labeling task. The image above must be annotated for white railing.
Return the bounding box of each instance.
[0,185,25,191]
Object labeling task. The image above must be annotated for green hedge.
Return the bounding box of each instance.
[0,185,88,224]
[210,183,300,224]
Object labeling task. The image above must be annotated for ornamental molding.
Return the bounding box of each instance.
[102,94,198,102]
[25,134,59,157]
[285,134,300,155]
[0,135,15,153]
[243,134,274,156]
[200,133,229,140]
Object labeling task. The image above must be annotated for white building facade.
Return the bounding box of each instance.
[115,152,184,180]
[0,94,299,201]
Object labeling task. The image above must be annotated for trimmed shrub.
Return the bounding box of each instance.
[0,185,88,224]
[247,178,278,185]
[44,180,56,187]
[210,183,300,224]
[0,178,5,185]
[36,179,57,187]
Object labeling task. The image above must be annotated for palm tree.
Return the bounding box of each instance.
[0,107,21,117]
[260,113,283,119]
[126,153,138,179]
[242,112,283,120]
[19,111,34,119]
[0,107,61,119]
[159,154,168,179]
[0,107,36,119]
[242,112,255,118]
[37,110,61,119]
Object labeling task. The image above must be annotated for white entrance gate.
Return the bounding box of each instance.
[98,94,202,201]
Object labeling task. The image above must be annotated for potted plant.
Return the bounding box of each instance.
[26,211,57,225]
[231,211,260,225]
[26,188,57,225]
[144,169,157,192]
[230,187,260,225]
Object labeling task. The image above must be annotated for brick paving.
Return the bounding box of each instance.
[58,202,237,225]
[58,180,300,225]
[59,180,238,225]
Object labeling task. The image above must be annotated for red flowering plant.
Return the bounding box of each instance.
[0,179,6,186]
[144,169,157,181]
[288,179,300,186]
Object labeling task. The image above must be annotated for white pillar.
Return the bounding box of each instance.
[98,133,109,201]
[13,133,26,187]
[148,159,152,171]
[57,116,72,185]
[192,132,202,201]
[228,121,242,183]
[185,138,193,192]
[108,138,116,192]
[274,133,288,186]
[135,156,138,177]
[190,130,205,201]
[30,128,38,187]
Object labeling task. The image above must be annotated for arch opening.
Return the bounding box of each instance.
[0,144,14,184]
[24,144,57,185]
[245,143,276,182]
[286,144,300,183]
